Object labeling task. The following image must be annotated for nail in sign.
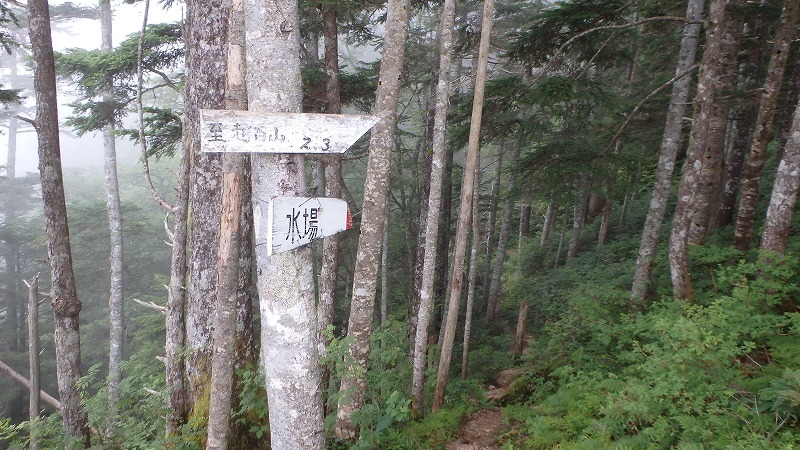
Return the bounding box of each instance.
[200,109,378,153]
[258,197,352,255]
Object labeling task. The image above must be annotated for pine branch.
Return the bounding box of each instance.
[136,0,173,212]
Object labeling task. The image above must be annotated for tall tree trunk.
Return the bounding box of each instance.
[669,0,731,300]
[481,147,503,305]
[760,98,800,254]
[380,203,390,324]
[512,301,528,359]
[409,28,440,346]
[733,0,799,250]
[716,11,769,228]
[566,173,590,262]
[554,212,568,269]
[98,0,125,438]
[245,0,325,446]
[540,195,557,246]
[431,146,453,341]
[487,145,521,320]
[518,188,531,245]
[317,4,343,401]
[597,196,612,247]
[184,0,228,415]
[460,171,480,380]
[206,0,246,446]
[27,0,89,442]
[630,0,704,305]
[334,0,411,438]
[432,0,493,412]
[26,274,40,450]
[687,4,743,243]
[165,137,190,435]
[410,0,456,418]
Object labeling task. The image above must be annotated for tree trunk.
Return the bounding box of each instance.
[566,173,590,262]
[317,4,343,401]
[334,0,411,438]
[409,28,440,346]
[554,212,568,269]
[716,12,769,228]
[597,196,611,247]
[760,98,800,254]
[245,0,325,446]
[165,136,190,435]
[432,0,494,412]
[380,202,390,324]
[669,0,731,300]
[410,0,456,418]
[27,274,40,450]
[99,0,125,438]
[518,188,531,245]
[481,147,503,305]
[430,146,453,343]
[461,171,480,381]
[206,0,246,446]
[27,0,89,442]
[487,145,521,320]
[540,195,557,246]
[512,301,528,359]
[630,0,704,305]
[184,0,229,415]
[687,4,743,243]
[733,0,799,250]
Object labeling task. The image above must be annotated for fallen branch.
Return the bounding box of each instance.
[0,358,61,410]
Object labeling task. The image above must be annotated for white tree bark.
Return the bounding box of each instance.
[99,0,125,438]
[630,0,704,304]
[334,0,411,438]
[410,0,456,418]
[432,0,494,412]
[761,98,800,254]
[461,169,481,381]
[245,0,324,446]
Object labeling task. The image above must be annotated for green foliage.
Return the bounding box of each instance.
[502,222,800,449]
[231,364,270,441]
[373,405,469,450]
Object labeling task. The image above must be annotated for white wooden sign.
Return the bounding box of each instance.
[200,109,378,154]
[257,197,352,255]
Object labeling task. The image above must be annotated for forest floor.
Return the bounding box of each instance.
[445,368,520,450]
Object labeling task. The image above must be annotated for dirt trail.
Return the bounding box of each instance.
[445,368,519,450]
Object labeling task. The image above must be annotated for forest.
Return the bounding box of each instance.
[1,0,800,448]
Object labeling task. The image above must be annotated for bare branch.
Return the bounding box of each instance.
[530,16,702,87]
[603,63,700,154]
[136,0,174,212]
[164,213,175,244]
[133,297,166,314]
[14,114,35,126]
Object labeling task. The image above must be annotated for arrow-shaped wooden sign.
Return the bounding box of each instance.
[200,109,378,154]
[256,197,352,255]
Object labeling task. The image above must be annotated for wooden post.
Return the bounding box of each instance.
[26,274,41,450]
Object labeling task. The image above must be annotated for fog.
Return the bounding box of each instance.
[1,0,183,175]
